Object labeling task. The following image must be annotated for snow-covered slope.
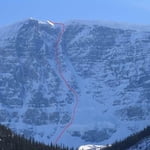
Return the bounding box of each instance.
[78,144,107,150]
[0,18,150,147]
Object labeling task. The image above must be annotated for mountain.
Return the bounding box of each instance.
[0,18,150,147]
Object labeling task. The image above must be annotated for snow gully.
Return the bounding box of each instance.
[47,20,79,144]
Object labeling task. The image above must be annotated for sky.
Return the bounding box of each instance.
[0,0,150,26]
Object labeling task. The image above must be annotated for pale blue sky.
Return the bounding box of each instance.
[0,0,149,26]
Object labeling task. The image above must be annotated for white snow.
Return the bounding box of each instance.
[47,20,55,26]
[78,144,107,150]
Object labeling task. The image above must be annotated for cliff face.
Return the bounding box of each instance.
[0,19,150,147]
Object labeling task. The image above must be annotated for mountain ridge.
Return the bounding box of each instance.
[1,18,150,32]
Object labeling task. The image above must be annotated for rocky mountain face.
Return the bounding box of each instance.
[0,19,150,147]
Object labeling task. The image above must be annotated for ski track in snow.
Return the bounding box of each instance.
[49,21,79,144]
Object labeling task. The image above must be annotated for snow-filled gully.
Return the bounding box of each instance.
[47,21,79,144]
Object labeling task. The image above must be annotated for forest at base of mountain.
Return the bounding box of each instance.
[103,126,150,150]
[0,124,74,150]
[0,124,149,150]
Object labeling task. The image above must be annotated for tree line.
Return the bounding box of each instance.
[103,126,150,150]
[0,124,74,150]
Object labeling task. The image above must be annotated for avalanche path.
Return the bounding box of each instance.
[48,21,79,144]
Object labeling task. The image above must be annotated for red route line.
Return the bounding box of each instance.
[50,21,79,144]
